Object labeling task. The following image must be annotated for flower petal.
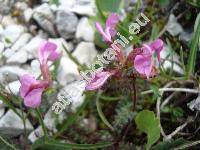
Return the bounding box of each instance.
[24,88,45,108]
[85,71,113,91]
[38,41,59,64]
[106,13,119,37]
[20,74,38,98]
[95,22,112,42]
[149,39,164,61]
[134,55,153,78]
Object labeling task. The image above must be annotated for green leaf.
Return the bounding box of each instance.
[31,137,113,150]
[96,91,114,131]
[157,0,170,6]
[95,0,123,13]
[135,110,160,150]
[152,138,187,150]
[49,0,59,6]
[187,13,200,78]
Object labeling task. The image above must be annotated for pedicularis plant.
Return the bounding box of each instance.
[19,12,164,149]
[19,13,164,109]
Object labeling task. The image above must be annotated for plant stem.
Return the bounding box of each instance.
[35,108,48,137]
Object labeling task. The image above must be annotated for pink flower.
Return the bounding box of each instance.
[96,13,119,42]
[38,41,62,65]
[38,41,62,81]
[134,39,164,78]
[20,74,49,108]
[85,71,114,91]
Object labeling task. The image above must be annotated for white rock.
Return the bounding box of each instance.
[59,80,86,111]
[0,108,5,119]
[28,126,44,143]
[6,50,28,64]
[160,46,184,74]
[0,66,29,83]
[33,3,56,36]
[187,94,200,111]
[30,59,41,78]
[56,10,78,39]
[48,38,74,56]
[0,42,4,54]
[2,25,25,47]
[56,56,79,86]
[5,81,21,95]
[24,8,33,22]
[1,15,16,26]
[44,108,66,132]
[166,14,183,36]
[21,36,45,58]
[0,100,5,109]
[0,0,15,14]
[73,42,97,66]
[59,0,96,16]
[2,48,14,58]
[11,33,32,51]
[0,109,33,137]
[76,17,94,42]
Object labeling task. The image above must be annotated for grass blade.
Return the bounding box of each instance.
[32,137,113,150]
[187,13,200,78]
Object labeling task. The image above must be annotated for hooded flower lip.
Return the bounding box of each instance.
[96,13,119,42]
[38,41,62,82]
[38,41,62,65]
[85,71,114,91]
[134,39,164,78]
[20,74,49,108]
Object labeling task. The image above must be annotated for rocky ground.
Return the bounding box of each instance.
[0,0,98,144]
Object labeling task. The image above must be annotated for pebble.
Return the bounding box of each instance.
[5,80,21,95]
[0,109,33,137]
[1,25,25,47]
[33,3,56,36]
[72,42,98,67]
[56,56,80,86]
[56,10,78,39]
[76,17,94,42]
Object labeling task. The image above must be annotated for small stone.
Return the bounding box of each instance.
[0,66,29,83]
[0,108,5,119]
[0,109,33,137]
[48,38,74,55]
[5,80,21,95]
[44,108,66,132]
[160,46,184,74]
[56,57,79,86]
[6,50,28,64]
[21,36,45,58]
[30,59,41,78]
[56,10,78,39]
[0,0,15,15]
[73,42,98,67]
[76,17,94,42]
[33,3,56,36]
[0,100,5,109]
[187,94,200,111]
[2,25,25,47]
[166,14,183,36]
[0,42,4,54]
[28,126,43,143]
[24,8,33,22]
[11,33,32,51]
[58,80,86,111]
[1,15,16,26]
[59,0,96,16]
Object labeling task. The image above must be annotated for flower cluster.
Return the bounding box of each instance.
[85,13,164,91]
[19,41,62,108]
